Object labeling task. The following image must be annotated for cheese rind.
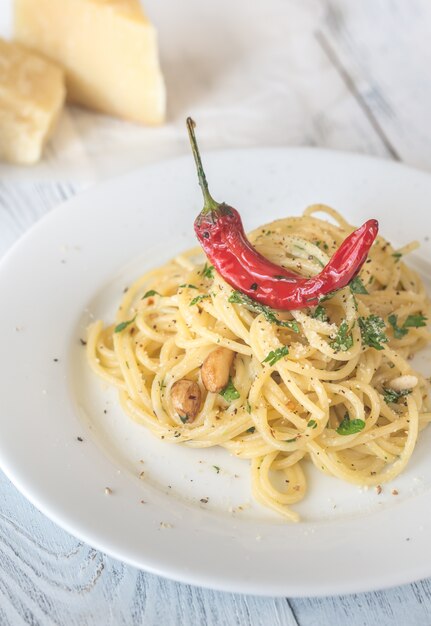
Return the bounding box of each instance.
[15,0,166,125]
[0,38,65,164]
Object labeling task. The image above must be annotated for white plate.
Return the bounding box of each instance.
[1,148,431,597]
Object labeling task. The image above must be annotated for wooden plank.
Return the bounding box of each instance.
[0,472,299,626]
[291,581,431,626]
[1,0,431,622]
[322,0,431,169]
[0,182,79,257]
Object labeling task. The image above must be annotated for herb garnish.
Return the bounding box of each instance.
[389,313,428,339]
[336,413,365,436]
[383,388,412,404]
[358,315,388,350]
[220,378,240,402]
[350,276,369,295]
[228,291,299,332]
[330,320,353,352]
[404,314,428,328]
[315,240,329,251]
[262,346,289,366]
[319,290,339,303]
[179,415,189,424]
[190,294,211,306]
[307,419,318,429]
[213,465,221,473]
[179,283,198,289]
[246,426,255,433]
[312,305,329,322]
[142,290,160,298]
[202,263,214,279]
[393,252,403,261]
[245,400,252,414]
[114,315,136,333]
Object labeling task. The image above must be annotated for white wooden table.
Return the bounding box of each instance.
[1,1,431,624]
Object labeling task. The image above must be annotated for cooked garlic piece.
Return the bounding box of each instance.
[201,347,235,393]
[388,375,418,391]
[171,379,201,422]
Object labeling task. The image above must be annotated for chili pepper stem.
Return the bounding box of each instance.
[187,117,219,214]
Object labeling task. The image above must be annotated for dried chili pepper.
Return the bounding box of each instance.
[187,118,378,311]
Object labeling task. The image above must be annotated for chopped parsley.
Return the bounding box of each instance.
[202,263,214,279]
[307,419,318,429]
[319,290,339,303]
[220,378,240,402]
[388,314,408,339]
[179,283,198,289]
[114,315,136,333]
[315,240,329,251]
[190,294,211,306]
[179,415,190,424]
[336,413,365,436]
[312,305,329,322]
[213,465,221,474]
[246,426,255,434]
[358,315,388,350]
[330,320,353,352]
[383,388,412,404]
[350,276,369,295]
[393,252,403,261]
[228,291,299,332]
[142,290,160,298]
[262,346,289,367]
[404,314,428,328]
[388,313,426,340]
[245,400,252,414]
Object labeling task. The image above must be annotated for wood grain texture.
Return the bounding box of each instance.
[0,472,299,626]
[0,182,79,258]
[321,0,431,169]
[1,0,431,624]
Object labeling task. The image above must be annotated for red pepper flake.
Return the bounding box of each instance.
[392,489,399,496]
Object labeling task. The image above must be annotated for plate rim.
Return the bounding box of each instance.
[1,146,431,597]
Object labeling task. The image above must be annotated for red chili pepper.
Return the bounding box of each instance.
[187,118,379,311]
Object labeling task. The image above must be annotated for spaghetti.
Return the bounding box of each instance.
[87,206,431,522]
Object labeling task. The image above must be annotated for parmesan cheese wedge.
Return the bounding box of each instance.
[0,38,65,164]
[15,0,166,125]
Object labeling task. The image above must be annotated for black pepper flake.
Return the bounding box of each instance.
[53,358,59,362]
[200,497,209,504]
[79,338,87,346]
[77,436,83,442]
[250,283,258,291]
[203,232,210,239]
